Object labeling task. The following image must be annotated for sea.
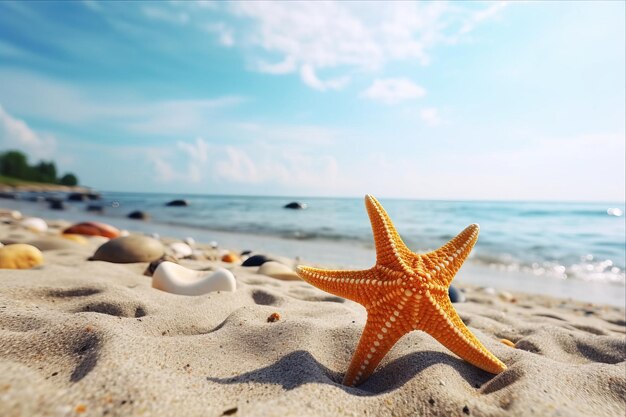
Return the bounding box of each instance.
[2,192,625,307]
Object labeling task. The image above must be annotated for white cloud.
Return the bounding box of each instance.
[361,78,426,104]
[459,2,508,34]
[203,23,235,47]
[0,105,56,160]
[226,2,507,90]
[299,65,350,91]
[420,107,441,126]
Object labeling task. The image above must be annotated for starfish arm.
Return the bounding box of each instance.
[296,265,380,305]
[342,304,408,386]
[419,224,480,286]
[364,195,413,272]
[419,294,506,374]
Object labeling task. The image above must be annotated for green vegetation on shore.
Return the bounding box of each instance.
[0,150,79,186]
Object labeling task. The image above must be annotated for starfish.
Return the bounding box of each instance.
[296,195,507,386]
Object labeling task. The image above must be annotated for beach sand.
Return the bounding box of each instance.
[1,220,625,417]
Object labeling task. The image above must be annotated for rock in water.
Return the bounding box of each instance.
[63,222,120,238]
[152,261,236,295]
[284,201,307,209]
[241,254,272,267]
[0,244,44,269]
[448,285,466,303]
[48,198,65,210]
[92,235,164,263]
[127,210,150,220]
[165,199,189,207]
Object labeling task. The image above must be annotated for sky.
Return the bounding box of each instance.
[0,1,624,201]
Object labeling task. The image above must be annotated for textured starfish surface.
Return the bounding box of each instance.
[296,195,507,386]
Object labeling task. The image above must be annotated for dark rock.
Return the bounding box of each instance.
[67,193,88,202]
[165,199,189,207]
[0,192,17,200]
[86,204,104,213]
[92,235,164,263]
[448,285,466,303]
[240,250,253,257]
[48,198,65,210]
[143,255,178,277]
[127,210,150,220]
[284,201,307,209]
[86,193,101,200]
[241,254,272,267]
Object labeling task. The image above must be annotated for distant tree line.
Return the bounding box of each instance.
[0,150,79,186]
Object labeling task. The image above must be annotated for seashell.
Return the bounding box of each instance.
[63,221,120,238]
[152,262,236,295]
[0,243,44,269]
[169,242,193,258]
[21,217,48,233]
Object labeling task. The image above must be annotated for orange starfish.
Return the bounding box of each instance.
[296,195,507,386]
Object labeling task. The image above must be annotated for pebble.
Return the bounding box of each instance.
[169,242,193,258]
[127,210,150,220]
[500,338,516,347]
[0,209,22,220]
[27,237,85,251]
[22,217,48,233]
[152,261,236,295]
[498,291,516,303]
[258,261,300,281]
[91,235,164,263]
[0,244,44,269]
[481,287,497,296]
[63,222,120,238]
[448,285,466,303]
[221,252,240,263]
[183,237,195,246]
[143,255,178,277]
[241,254,272,267]
[60,234,88,245]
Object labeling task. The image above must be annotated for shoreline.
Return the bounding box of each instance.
[1,198,624,307]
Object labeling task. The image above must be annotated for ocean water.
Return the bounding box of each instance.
[2,192,625,304]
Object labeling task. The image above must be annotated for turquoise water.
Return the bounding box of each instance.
[5,192,624,288]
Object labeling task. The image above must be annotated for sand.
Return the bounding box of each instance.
[0,220,625,417]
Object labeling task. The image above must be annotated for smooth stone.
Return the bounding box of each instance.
[0,244,44,269]
[60,234,88,245]
[448,285,466,303]
[152,262,236,295]
[0,209,22,220]
[284,201,307,209]
[241,254,272,267]
[258,261,300,281]
[240,250,253,257]
[64,222,120,238]
[92,235,164,263]
[27,237,83,251]
[165,199,189,207]
[127,210,150,220]
[183,237,195,246]
[22,217,48,233]
[169,242,193,258]
[221,252,240,263]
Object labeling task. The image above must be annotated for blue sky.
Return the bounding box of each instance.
[0,1,623,201]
